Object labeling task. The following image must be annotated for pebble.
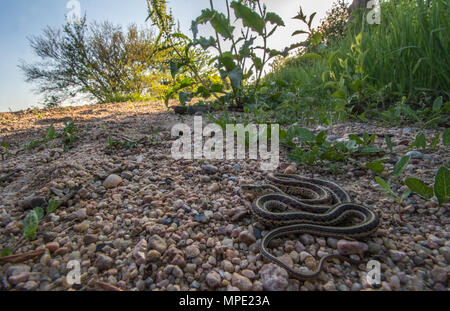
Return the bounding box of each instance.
[147,250,161,262]
[202,164,218,174]
[133,239,148,265]
[259,264,289,291]
[208,183,220,193]
[389,250,406,262]
[148,235,167,253]
[19,196,46,210]
[231,273,253,291]
[185,245,200,258]
[239,231,256,245]
[95,254,114,271]
[206,271,222,288]
[406,151,423,159]
[103,174,123,189]
[337,240,368,256]
[431,266,448,284]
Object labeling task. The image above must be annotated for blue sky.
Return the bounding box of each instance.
[0,0,338,112]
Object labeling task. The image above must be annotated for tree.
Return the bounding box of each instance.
[19,17,173,106]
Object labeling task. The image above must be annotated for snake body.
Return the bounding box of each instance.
[242,173,379,280]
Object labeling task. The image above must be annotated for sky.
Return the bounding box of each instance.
[0,0,339,112]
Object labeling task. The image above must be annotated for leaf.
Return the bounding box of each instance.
[292,30,309,36]
[46,125,55,140]
[443,128,450,147]
[432,96,443,113]
[1,247,12,258]
[411,133,427,150]
[23,210,39,241]
[169,61,179,79]
[230,1,265,35]
[366,160,385,174]
[385,135,393,153]
[265,12,285,26]
[34,207,44,221]
[179,92,192,106]
[430,133,440,148]
[392,155,411,177]
[46,198,60,214]
[405,178,434,200]
[228,67,243,90]
[191,20,199,39]
[434,166,449,205]
[196,36,216,50]
[218,53,237,72]
[197,9,234,39]
[375,176,392,193]
[295,128,316,143]
[349,134,364,145]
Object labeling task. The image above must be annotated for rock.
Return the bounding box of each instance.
[148,235,167,253]
[300,234,315,245]
[95,254,114,271]
[5,222,22,235]
[147,250,161,262]
[439,246,450,263]
[7,265,31,278]
[23,280,39,290]
[202,164,218,174]
[133,239,148,265]
[406,151,423,159]
[337,240,368,256]
[103,174,122,189]
[284,165,297,174]
[83,234,97,245]
[208,183,220,193]
[19,196,46,210]
[259,263,289,291]
[231,273,253,291]
[171,253,186,268]
[194,214,208,223]
[351,283,362,291]
[66,208,87,221]
[278,254,294,268]
[45,242,60,253]
[239,231,256,245]
[389,250,406,262]
[305,256,316,271]
[8,273,30,285]
[185,245,200,258]
[120,171,133,180]
[431,266,447,284]
[206,271,222,288]
[172,266,184,278]
[326,237,338,249]
[323,280,336,291]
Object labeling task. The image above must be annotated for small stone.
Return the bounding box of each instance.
[208,183,220,193]
[326,238,338,249]
[19,196,46,210]
[431,266,448,284]
[323,281,336,291]
[206,271,222,288]
[8,272,30,285]
[45,242,60,253]
[202,164,218,174]
[147,250,161,262]
[171,253,186,268]
[305,256,316,271]
[95,254,114,271]
[406,151,423,159]
[23,280,39,290]
[148,235,167,253]
[103,174,122,189]
[231,273,253,291]
[337,240,368,256]
[278,254,294,268]
[83,234,97,245]
[259,263,289,291]
[66,208,87,221]
[185,245,200,258]
[239,231,256,245]
[351,283,362,291]
[389,250,406,262]
[300,234,314,245]
[133,239,147,265]
[284,165,297,174]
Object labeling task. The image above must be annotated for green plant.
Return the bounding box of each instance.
[148,0,300,110]
[23,198,60,241]
[405,166,449,205]
[374,155,412,204]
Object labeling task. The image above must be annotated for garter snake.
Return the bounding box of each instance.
[242,173,379,280]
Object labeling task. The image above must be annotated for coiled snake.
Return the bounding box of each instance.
[242,173,379,280]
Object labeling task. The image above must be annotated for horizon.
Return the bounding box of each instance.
[0,0,340,112]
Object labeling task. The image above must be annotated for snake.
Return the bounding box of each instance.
[242,173,379,280]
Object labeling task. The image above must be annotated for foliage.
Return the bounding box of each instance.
[147,0,299,110]
[23,121,79,151]
[316,1,351,44]
[23,198,60,241]
[280,126,382,167]
[20,17,178,105]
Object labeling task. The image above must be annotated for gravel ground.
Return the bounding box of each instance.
[0,101,448,291]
